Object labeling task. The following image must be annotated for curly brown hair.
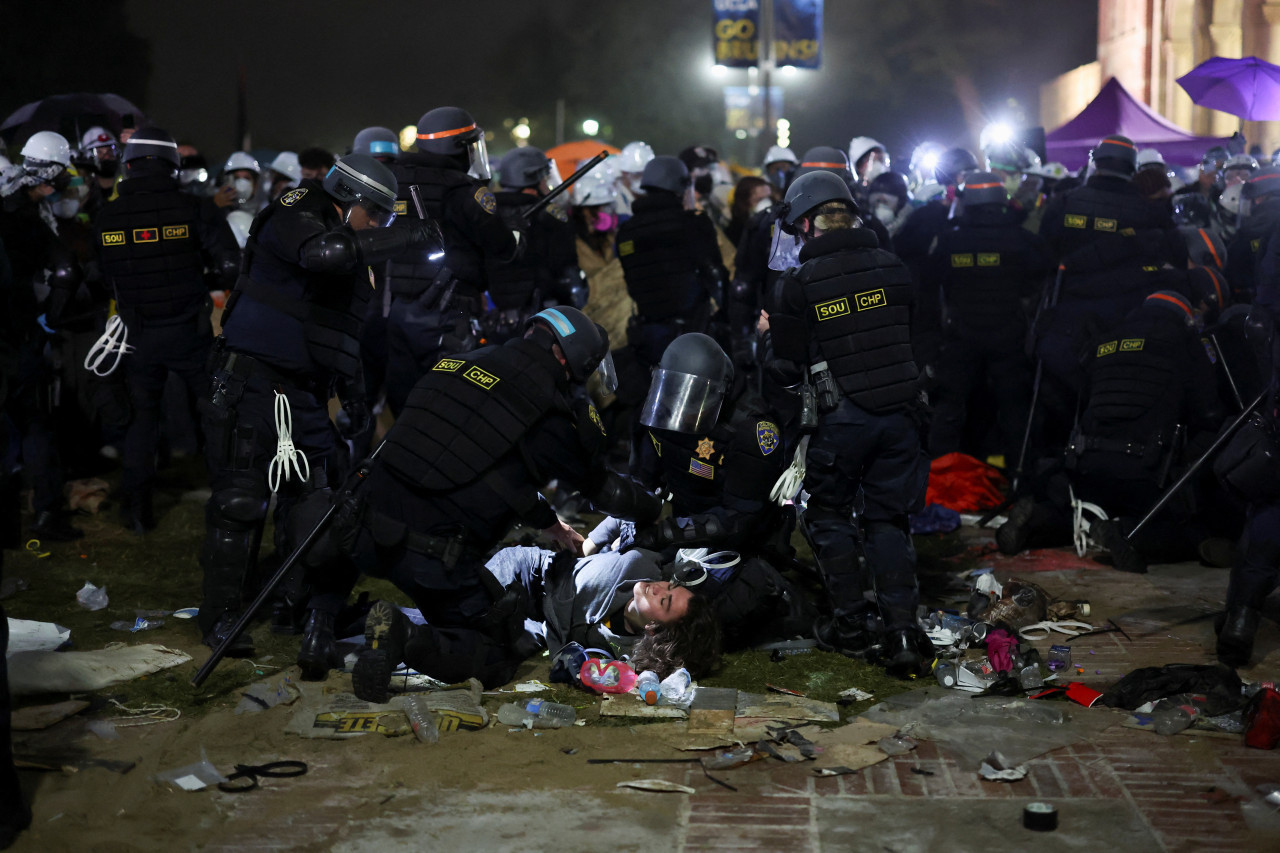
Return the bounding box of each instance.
[628,593,722,680]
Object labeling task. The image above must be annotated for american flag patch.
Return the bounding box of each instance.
[688,459,714,480]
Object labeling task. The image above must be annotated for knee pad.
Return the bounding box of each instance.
[209,480,268,529]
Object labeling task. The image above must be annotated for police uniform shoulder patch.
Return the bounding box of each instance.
[1094,217,1117,232]
[1119,338,1144,352]
[474,186,497,214]
[280,187,308,207]
[977,253,1000,267]
[695,437,716,460]
[756,421,779,456]
[393,199,408,216]
[814,296,850,321]
[618,240,635,256]
[464,365,500,389]
[100,230,125,246]
[548,204,569,223]
[162,224,189,240]
[433,357,466,372]
[587,402,606,435]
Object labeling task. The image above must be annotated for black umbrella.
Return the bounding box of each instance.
[0,93,147,146]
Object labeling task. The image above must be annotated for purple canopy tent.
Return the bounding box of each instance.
[1045,77,1229,170]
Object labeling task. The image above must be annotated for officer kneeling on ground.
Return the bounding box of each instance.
[313,307,662,695]
[762,171,932,678]
[199,154,437,671]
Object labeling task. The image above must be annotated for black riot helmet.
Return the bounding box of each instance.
[416,106,490,180]
[1091,135,1138,177]
[122,126,181,177]
[935,147,979,186]
[499,146,557,191]
[951,170,1009,219]
[780,170,856,233]
[640,333,734,434]
[1240,166,1280,217]
[525,306,617,391]
[352,126,400,162]
[640,155,691,195]
[322,153,398,226]
[792,146,852,182]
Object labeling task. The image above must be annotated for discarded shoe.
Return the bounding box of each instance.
[1092,520,1147,574]
[296,610,343,681]
[202,612,255,658]
[31,510,83,542]
[351,600,408,703]
[1216,606,1260,668]
[995,496,1036,556]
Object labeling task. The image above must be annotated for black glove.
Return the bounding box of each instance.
[338,398,371,440]
[406,219,444,251]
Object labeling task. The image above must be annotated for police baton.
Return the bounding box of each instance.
[522,150,611,223]
[190,444,384,688]
[1125,387,1266,542]
[1011,263,1066,494]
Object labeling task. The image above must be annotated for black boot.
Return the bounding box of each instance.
[995,496,1036,556]
[31,510,83,542]
[879,626,936,679]
[297,610,342,681]
[351,600,408,703]
[1092,520,1147,574]
[813,613,882,658]
[202,611,255,658]
[1216,606,1260,668]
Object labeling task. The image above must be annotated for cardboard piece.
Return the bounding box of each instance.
[11,700,89,731]
[8,644,191,695]
[599,692,688,719]
[688,686,736,734]
[736,691,841,723]
[807,717,900,772]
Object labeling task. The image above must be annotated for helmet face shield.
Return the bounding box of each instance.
[356,197,396,227]
[467,133,491,182]
[639,368,727,434]
[595,350,619,394]
[545,159,563,191]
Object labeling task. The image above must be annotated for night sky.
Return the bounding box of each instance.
[18,1,1097,168]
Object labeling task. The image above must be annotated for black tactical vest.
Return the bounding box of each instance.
[96,176,206,321]
[650,399,784,517]
[791,232,919,412]
[380,338,567,491]
[1081,310,1187,441]
[386,160,477,298]
[616,193,708,320]
[935,217,1038,337]
[229,182,370,383]
[1055,178,1167,259]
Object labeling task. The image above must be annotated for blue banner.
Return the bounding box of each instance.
[712,0,760,68]
[774,0,822,69]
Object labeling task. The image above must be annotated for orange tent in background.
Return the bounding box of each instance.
[546,140,619,183]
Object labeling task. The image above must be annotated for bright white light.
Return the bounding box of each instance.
[921,153,940,173]
[428,251,445,261]
[777,118,791,130]
[747,85,760,96]
[735,129,748,139]
[981,122,1015,148]
[582,119,599,137]
[713,64,728,76]
[399,125,417,152]
[781,66,797,76]
[512,124,531,140]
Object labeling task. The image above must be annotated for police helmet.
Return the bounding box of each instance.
[640,155,690,195]
[1180,226,1227,270]
[780,170,855,231]
[957,171,1009,208]
[1172,192,1213,227]
[526,306,616,391]
[640,333,734,434]
[1091,135,1137,176]
[792,146,852,182]
[498,147,552,190]
[1187,267,1229,324]
[415,106,481,155]
[934,147,979,187]
[352,126,400,161]
[1145,290,1196,327]
[122,126,181,177]
[322,153,398,225]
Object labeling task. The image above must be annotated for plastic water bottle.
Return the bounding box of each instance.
[525,698,575,727]
[636,670,661,706]
[1153,694,1203,735]
[403,695,439,744]
[660,668,693,706]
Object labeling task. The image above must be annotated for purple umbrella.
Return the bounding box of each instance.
[1177,56,1280,121]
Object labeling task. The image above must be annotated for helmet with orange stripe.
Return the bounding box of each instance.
[415,106,490,180]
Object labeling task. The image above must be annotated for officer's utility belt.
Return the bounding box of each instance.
[116,302,204,333]
[809,361,841,413]
[365,507,483,570]
[209,342,327,400]
[1066,432,1164,467]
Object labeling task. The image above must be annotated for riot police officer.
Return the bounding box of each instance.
[484,147,585,342]
[616,155,727,370]
[1226,167,1280,304]
[93,126,240,531]
[763,171,931,677]
[352,126,400,164]
[383,106,520,415]
[927,171,1052,462]
[200,153,436,671]
[339,307,662,695]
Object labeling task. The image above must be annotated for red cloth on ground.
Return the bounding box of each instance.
[925,452,1008,512]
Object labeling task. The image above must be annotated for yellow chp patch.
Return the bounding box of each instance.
[1094,217,1117,232]
[162,224,189,240]
[855,289,887,311]
[977,253,1000,267]
[464,365,500,390]
[1119,338,1144,352]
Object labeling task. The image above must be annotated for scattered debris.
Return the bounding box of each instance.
[616,779,697,794]
[9,644,191,696]
[979,750,1028,782]
[10,700,89,731]
[75,581,108,611]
